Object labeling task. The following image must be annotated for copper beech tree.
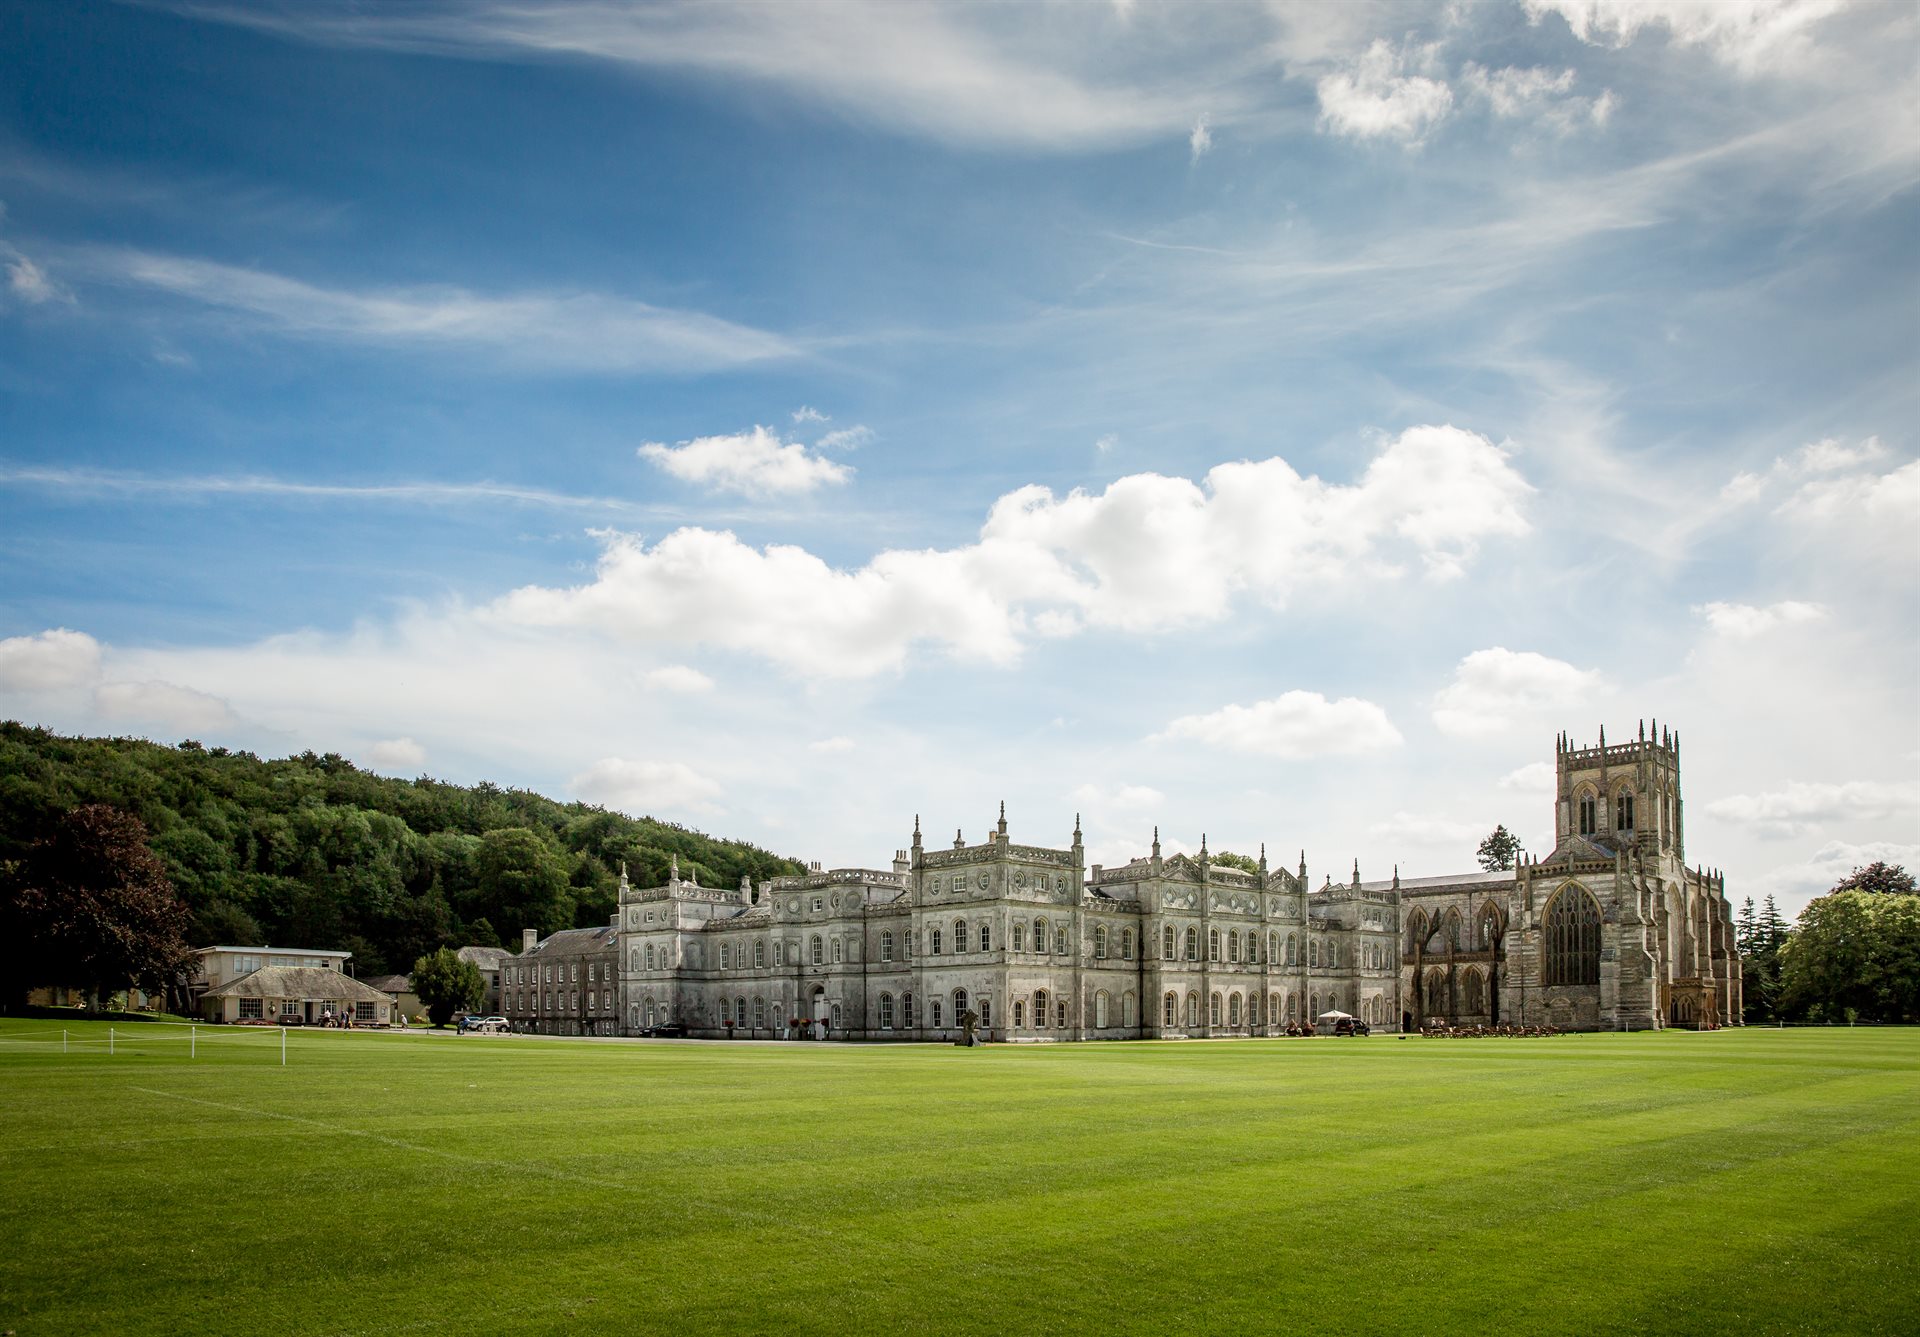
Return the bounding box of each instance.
[0,804,194,1012]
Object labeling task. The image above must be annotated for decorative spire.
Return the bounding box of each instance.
[1258,842,1268,874]
[955,828,966,849]
[1152,825,1161,858]
[912,814,922,849]
[1073,812,1082,843]
[670,853,679,881]
[1199,832,1209,859]
[997,799,1007,838]
[1392,863,1401,889]
[1352,857,1360,887]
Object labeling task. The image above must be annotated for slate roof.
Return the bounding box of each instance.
[361,973,412,994]
[525,925,618,958]
[1532,833,1619,867]
[202,966,390,1004]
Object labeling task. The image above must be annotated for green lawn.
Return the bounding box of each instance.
[1,1024,1915,1336]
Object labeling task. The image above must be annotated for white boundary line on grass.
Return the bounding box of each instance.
[125,1085,798,1237]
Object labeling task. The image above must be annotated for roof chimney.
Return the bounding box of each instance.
[522,927,538,953]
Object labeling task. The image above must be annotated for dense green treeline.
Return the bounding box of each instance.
[0,722,805,975]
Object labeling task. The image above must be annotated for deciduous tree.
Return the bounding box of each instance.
[411,947,485,1028]
[0,804,194,1011]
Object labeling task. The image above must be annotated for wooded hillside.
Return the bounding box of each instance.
[0,722,805,974]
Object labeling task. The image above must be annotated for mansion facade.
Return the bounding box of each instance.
[500,724,1741,1040]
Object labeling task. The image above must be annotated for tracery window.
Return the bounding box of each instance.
[1544,887,1602,986]
[1615,791,1635,831]
[1578,793,1598,836]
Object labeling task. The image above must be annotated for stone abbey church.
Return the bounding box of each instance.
[500,724,1742,1040]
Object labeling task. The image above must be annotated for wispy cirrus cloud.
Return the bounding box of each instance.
[169,0,1241,152]
[76,248,800,374]
[0,464,652,514]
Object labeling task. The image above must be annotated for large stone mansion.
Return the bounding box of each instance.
[500,724,1742,1040]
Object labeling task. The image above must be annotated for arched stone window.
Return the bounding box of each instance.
[645,943,655,970]
[1615,788,1635,832]
[1286,934,1297,966]
[1034,919,1048,953]
[879,993,894,1029]
[1425,968,1449,1014]
[1056,996,1068,1029]
[1123,992,1137,1027]
[881,931,894,963]
[1014,998,1026,1028]
[1309,939,1320,969]
[1209,928,1221,962]
[720,998,731,1025]
[753,997,765,1028]
[978,922,991,952]
[1120,929,1134,960]
[1269,991,1281,1025]
[720,944,730,970]
[1478,902,1503,951]
[953,987,969,1019]
[1268,931,1279,963]
[901,992,914,1027]
[930,927,943,955]
[1184,927,1198,961]
[1209,992,1222,1026]
[810,935,824,966]
[1185,992,1199,1027]
[1035,989,1050,1028]
[1226,931,1239,964]
[1095,925,1109,959]
[754,940,766,968]
[1163,925,1177,959]
[1228,993,1242,1026]
[1577,789,1598,836]
[1013,922,1026,951]
[1095,991,1110,1028]
[1462,970,1484,1015]
[1055,927,1068,955]
[1544,886,1602,986]
[1163,992,1177,1027]
[1404,909,1427,955]
[831,938,843,964]
[953,919,968,953]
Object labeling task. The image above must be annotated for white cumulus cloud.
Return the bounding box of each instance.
[1695,600,1825,637]
[638,425,852,496]
[497,426,1531,679]
[93,680,239,733]
[0,628,102,692]
[643,665,715,693]
[1524,0,1850,78]
[367,737,427,772]
[1460,63,1613,132]
[1705,780,1920,839]
[1432,648,1606,737]
[1498,760,1558,794]
[570,757,724,817]
[1071,782,1165,811]
[1367,811,1485,847]
[1316,40,1453,144]
[1157,691,1402,759]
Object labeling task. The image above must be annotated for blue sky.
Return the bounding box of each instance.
[1,0,1914,915]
